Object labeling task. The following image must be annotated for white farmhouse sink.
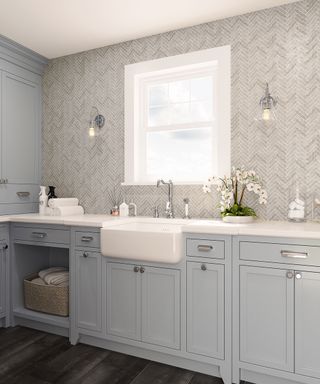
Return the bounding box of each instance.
[101,218,186,264]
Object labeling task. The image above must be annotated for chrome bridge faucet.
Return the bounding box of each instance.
[156,179,174,218]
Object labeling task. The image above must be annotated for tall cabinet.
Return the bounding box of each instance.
[0,35,47,214]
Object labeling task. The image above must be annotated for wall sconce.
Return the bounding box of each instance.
[255,82,277,124]
[88,106,105,138]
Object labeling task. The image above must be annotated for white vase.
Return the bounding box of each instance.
[222,216,255,224]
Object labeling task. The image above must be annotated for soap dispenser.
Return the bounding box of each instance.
[288,185,305,222]
[119,200,129,217]
[39,186,48,215]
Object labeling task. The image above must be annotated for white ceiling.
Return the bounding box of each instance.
[0,0,299,59]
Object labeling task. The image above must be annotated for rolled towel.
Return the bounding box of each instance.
[53,206,84,216]
[44,271,69,286]
[48,198,79,209]
[31,277,46,285]
[39,267,67,281]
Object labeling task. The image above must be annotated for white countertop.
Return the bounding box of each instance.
[2,213,320,239]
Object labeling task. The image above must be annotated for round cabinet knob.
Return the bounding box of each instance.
[140,267,145,273]
[295,272,303,280]
[201,264,207,271]
[133,266,140,273]
[83,252,89,258]
[286,271,294,279]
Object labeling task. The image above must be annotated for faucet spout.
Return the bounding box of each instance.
[156,179,174,218]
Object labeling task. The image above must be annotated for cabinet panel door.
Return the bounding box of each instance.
[76,250,102,332]
[240,266,294,372]
[0,248,5,316]
[295,271,320,379]
[1,72,40,184]
[187,261,224,359]
[106,262,141,341]
[141,267,180,349]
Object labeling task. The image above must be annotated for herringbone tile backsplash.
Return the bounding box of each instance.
[42,0,320,220]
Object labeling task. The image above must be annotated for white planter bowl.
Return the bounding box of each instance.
[222,216,255,224]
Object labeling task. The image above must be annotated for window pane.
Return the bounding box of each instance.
[169,80,190,103]
[148,106,169,127]
[190,77,213,101]
[146,127,212,182]
[170,103,190,125]
[190,101,213,122]
[149,84,168,106]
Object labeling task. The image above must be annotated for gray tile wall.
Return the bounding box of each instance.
[42,0,320,220]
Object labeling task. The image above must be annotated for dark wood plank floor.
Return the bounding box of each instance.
[0,327,250,384]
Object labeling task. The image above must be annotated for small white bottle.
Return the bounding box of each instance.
[39,186,48,215]
[119,200,129,217]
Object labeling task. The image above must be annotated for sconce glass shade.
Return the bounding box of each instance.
[88,107,105,138]
[255,83,277,125]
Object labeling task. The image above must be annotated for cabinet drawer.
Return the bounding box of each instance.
[240,241,320,267]
[14,226,69,245]
[75,231,100,249]
[187,239,224,259]
[0,184,39,203]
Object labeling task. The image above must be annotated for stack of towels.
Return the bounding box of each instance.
[48,198,84,216]
[32,267,69,286]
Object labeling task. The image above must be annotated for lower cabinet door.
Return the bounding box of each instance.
[295,271,320,379]
[76,250,102,332]
[240,266,294,372]
[106,262,141,340]
[187,261,224,359]
[141,266,180,349]
[0,247,5,316]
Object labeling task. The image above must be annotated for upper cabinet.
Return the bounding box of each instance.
[1,71,40,185]
[0,36,47,214]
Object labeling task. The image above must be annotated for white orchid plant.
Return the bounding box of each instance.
[203,167,267,217]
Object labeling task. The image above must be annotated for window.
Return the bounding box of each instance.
[124,46,230,185]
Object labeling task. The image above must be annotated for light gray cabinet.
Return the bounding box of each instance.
[75,250,102,332]
[141,266,180,349]
[107,262,180,349]
[1,71,40,185]
[187,261,224,359]
[239,266,294,372]
[295,271,320,379]
[106,262,141,341]
[0,245,6,317]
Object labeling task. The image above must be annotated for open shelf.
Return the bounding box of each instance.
[13,307,69,329]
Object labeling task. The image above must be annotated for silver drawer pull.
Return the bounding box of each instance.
[201,264,207,271]
[31,232,47,239]
[197,245,213,252]
[83,252,89,258]
[17,192,30,198]
[281,250,308,259]
[81,236,94,242]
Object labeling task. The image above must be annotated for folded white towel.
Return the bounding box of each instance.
[44,271,69,286]
[31,277,46,285]
[39,267,67,281]
[53,206,84,216]
[48,198,79,209]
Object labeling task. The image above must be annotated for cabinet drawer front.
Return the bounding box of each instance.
[187,239,224,259]
[0,185,39,203]
[240,241,320,266]
[14,226,69,245]
[75,231,100,249]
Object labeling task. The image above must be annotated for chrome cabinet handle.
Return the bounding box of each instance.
[133,266,140,273]
[81,236,94,242]
[83,252,89,258]
[286,271,294,279]
[197,245,213,252]
[31,232,47,238]
[201,264,207,271]
[281,250,308,259]
[140,267,145,273]
[17,192,30,198]
[1,244,8,250]
[295,272,303,280]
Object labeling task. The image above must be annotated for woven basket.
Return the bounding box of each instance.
[24,273,69,317]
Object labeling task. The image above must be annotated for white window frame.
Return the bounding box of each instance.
[124,45,231,185]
